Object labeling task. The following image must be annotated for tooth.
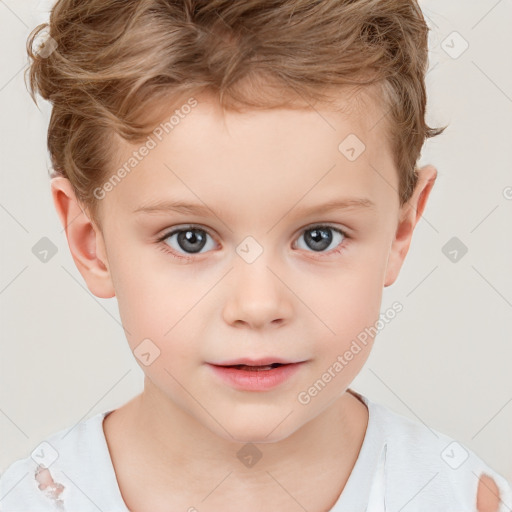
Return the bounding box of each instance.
[235,364,275,371]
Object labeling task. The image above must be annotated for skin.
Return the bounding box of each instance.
[51,88,490,512]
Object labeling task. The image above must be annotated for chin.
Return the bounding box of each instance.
[208,414,303,446]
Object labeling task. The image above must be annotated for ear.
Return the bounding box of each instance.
[384,164,437,287]
[51,176,115,298]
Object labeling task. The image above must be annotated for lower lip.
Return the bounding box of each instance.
[207,363,304,391]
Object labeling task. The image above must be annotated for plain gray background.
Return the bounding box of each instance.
[1,0,511,485]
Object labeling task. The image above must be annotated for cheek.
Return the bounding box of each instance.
[107,248,210,357]
[301,259,385,336]
[298,252,387,383]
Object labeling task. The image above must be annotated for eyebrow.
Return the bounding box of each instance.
[132,197,375,223]
[132,197,376,218]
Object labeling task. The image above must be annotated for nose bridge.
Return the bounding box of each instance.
[222,243,292,328]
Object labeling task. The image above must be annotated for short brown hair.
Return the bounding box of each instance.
[26,0,446,229]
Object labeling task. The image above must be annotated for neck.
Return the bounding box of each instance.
[104,380,369,511]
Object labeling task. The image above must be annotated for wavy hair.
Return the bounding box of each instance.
[26,0,447,229]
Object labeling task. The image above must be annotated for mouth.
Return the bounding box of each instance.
[209,357,303,367]
[219,363,286,371]
[206,360,305,391]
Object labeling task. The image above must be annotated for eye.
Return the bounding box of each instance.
[157,225,216,260]
[294,224,347,255]
[156,223,349,262]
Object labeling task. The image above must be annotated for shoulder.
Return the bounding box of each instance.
[364,397,512,510]
[0,456,53,511]
[0,411,112,511]
[476,473,501,512]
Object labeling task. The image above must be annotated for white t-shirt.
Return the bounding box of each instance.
[1,389,511,511]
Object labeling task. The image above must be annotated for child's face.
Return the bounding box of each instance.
[59,90,434,443]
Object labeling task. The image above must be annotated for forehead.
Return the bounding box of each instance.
[103,87,397,222]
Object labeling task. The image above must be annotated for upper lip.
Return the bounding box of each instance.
[208,357,304,366]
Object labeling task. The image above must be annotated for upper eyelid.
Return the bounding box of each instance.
[159,222,348,237]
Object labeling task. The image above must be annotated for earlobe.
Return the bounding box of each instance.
[51,176,115,299]
[383,164,437,287]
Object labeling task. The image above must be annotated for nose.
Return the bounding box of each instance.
[221,255,293,329]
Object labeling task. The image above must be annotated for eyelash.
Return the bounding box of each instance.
[156,224,350,262]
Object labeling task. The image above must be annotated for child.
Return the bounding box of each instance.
[1,0,511,510]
